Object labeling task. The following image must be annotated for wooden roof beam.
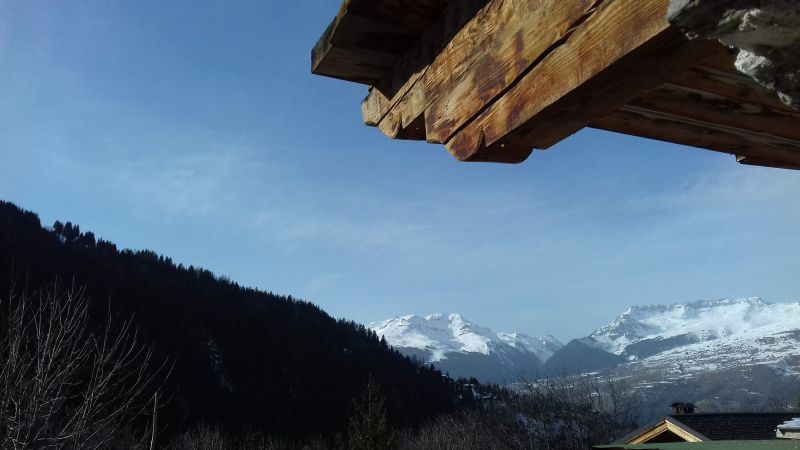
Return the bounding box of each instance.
[362,0,608,148]
[362,0,719,162]
[312,0,800,170]
[440,0,716,162]
[311,0,454,86]
[591,106,800,170]
[590,43,800,170]
[360,0,497,138]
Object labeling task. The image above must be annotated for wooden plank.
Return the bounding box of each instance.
[361,0,495,135]
[630,84,800,142]
[668,66,793,112]
[443,0,716,162]
[422,0,605,145]
[363,0,603,143]
[327,12,421,53]
[315,0,800,170]
[312,0,453,86]
[362,88,385,127]
[313,46,398,86]
[312,13,400,86]
[590,106,800,168]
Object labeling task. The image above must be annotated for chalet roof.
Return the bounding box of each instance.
[672,413,799,441]
[312,0,800,169]
[619,413,800,444]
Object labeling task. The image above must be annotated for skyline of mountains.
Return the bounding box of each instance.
[369,313,562,382]
[370,298,800,387]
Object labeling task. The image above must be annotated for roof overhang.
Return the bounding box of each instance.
[312,0,800,169]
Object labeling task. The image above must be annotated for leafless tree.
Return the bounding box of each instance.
[513,373,640,449]
[0,280,164,449]
[164,424,328,450]
[767,386,800,413]
[396,373,640,450]
[395,408,522,450]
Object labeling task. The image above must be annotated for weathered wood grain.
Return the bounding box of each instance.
[443,0,715,162]
[363,0,606,144]
[591,106,800,168]
[361,0,494,136]
[314,0,800,170]
[669,66,793,112]
[629,84,800,142]
[423,0,605,145]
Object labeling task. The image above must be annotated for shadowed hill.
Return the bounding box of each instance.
[0,200,468,440]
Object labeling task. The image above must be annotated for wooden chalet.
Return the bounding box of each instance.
[311,0,800,169]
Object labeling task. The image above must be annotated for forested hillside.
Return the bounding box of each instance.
[0,201,465,441]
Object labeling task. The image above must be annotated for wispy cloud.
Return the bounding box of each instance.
[40,134,800,342]
[3,0,798,342]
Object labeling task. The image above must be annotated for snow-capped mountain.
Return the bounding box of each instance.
[369,314,562,382]
[496,332,562,363]
[585,297,800,359]
[546,298,800,370]
[372,299,800,412]
[543,297,800,416]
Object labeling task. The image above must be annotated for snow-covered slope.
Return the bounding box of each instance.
[368,314,562,382]
[585,298,800,362]
[496,332,562,363]
[371,298,800,406]
[559,297,800,416]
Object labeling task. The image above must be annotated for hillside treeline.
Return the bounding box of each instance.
[0,201,470,443]
[0,200,639,448]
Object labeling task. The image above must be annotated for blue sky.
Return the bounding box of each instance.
[1,1,799,341]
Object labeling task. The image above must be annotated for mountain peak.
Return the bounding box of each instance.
[589,297,798,355]
[368,313,563,382]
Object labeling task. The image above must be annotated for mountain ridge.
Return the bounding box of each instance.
[368,313,562,382]
[373,297,800,396]
[587,297,799,355]
[0,200,465,439]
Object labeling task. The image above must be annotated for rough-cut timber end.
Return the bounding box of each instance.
[445,129,534,163]
[312,0,800,170]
